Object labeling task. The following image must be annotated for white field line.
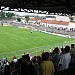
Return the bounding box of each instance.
[41,31,75,38]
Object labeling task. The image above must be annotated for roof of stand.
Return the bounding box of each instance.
[0,0,75,14]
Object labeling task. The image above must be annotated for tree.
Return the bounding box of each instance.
[0,11,5,19]
[6,12,15,19]
[25,15,30,23]
[17,18,21,22]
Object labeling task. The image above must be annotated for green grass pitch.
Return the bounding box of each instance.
[0,26,74,61]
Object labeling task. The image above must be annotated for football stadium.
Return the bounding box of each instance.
[0,0,75,75]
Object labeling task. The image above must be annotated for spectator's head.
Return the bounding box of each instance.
[61,47,65,54]
[37,56,41,62]
[54,47,59,54]
[34,56,36,60]
[10,61,15,68]
[17,58,22,65]
[42,52,49,61]
[32,58,36,63]
[22,54,30,63]
[71,44,74,48]
[65,46,70,53]
[37,56,42,65]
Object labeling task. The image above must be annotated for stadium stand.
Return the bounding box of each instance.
[0,0,75,75]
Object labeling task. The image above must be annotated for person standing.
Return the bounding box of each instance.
[59,46,71,71]
[52,47,60,75]
[40,52,54,75]
[70,44,75,63]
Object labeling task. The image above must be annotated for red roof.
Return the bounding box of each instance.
[30,18,69,25]
[30,18,39,21]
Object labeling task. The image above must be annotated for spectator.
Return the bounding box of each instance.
[32,58,40,75]
[37,56,42,66]
[70,44,75,63]
[60,48,65,56]
[59,46,71,71]
[20,54,36,75]
[69,44,75,68]
[11,62,20,75]
[59,48,65,71]
[4,65,11,75]
[13,56,16,60]
[57,67,75,75]
[52,47,60,74]
[2,58,8,65]
[40,52,54,75]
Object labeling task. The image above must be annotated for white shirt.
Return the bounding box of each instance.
[59,52,71,70]
[13,59,17,63]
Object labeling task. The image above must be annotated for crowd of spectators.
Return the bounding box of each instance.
[0,44,75,75]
